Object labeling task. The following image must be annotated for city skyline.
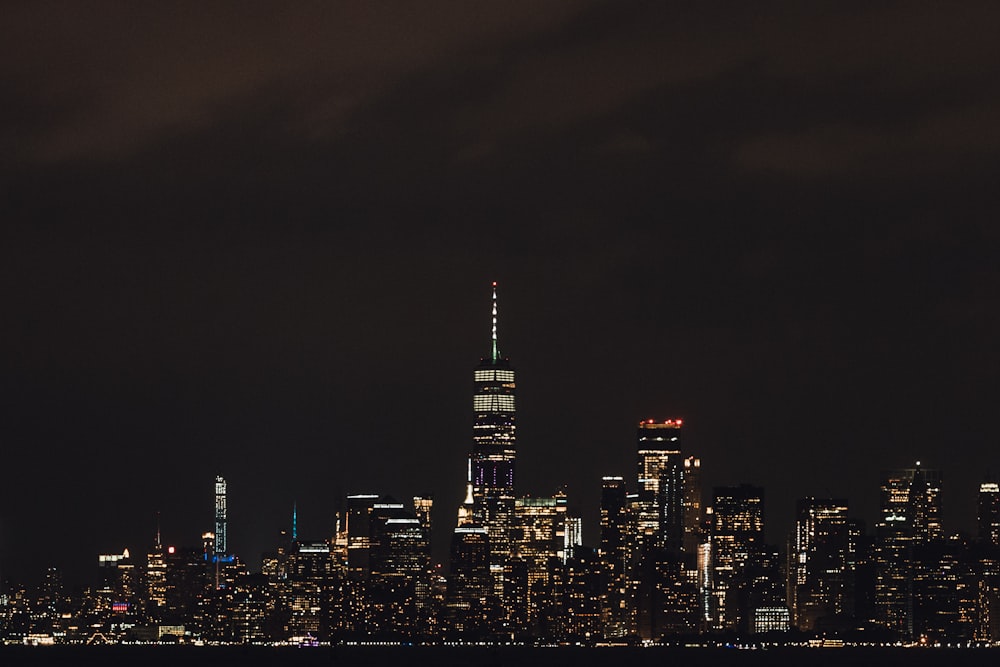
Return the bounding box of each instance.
[3,365,997,643]
[4,2,1000,590]
[0,281,994,587]
[0,281,994,583]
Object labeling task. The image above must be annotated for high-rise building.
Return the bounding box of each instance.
[874,462,943,639]
[560,546,605,640]
[709,484,765,631]
[215,475,228,557]
[631,419,701,639]
[788,497,851,631]
[635,420,684,551]
[414,495,433,536]
[511,492,568,623]
[164,545,209,628]
[682,457,703,557]
[371,500,433,636]
[911,535,976,642]
[599,476,629,637]
[979,481,1000,547]
[445,526,493,637]
[470,283,517,577]
[146,513,167,618]
[345,494,379,577]
[564,517,583,561]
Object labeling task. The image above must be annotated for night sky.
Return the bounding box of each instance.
[3,2,1000,586]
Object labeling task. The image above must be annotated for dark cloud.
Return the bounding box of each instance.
[2,1,1000,585]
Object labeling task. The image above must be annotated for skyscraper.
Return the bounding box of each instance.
[146,513,167,617]
[600,476,629,637]
[215,475,228,557]
[635,420,684,552]
[978,480,1000,546]
[682,456,703,557]
[788,497,851,631]
[511,492,568,623]
[470,282,517,573]
[632,419,696,638]
[709,484,765,631]
[875,462,943,639]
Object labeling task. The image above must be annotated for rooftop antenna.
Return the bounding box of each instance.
[491,281,500,362]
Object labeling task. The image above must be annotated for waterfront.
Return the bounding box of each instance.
[1,645,997,667]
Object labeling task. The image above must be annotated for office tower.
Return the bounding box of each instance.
[849,519,878,627]
[600,476,629,637]
[414,495,433,535]
[470,283,517,576]
[911,535,976,642]
[215,476,228,557]
[200,555,250,643]
[445,526,493,637]
[164,546,209,629]
[874,462,943,639]
[285,539,336,639]
[979,481,1000,546]
[682,457,703,557]
[565,517,583,561]
[146,513,167,618]
[635,419,684,551]
[331,494,379,635]
[709,484,764,631]
[502,555,531,635]
[512,492,568,623]
[345,494,380,576]
[560,546,605,640]
[748,545,787,625]
[632,419,699,639]
[788,497,851,631]
[369,498,433,636]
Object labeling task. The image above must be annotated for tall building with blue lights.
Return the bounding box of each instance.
[215,475,228,557]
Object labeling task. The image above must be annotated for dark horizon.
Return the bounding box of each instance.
[3,2,1000,587]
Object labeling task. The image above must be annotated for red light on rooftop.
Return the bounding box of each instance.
[167,546,175,554]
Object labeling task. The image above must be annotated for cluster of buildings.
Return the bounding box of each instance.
[3,285,1000,646]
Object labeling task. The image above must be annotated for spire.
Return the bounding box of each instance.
[292,501,298,542]
[154,511,161,548]
[458,458,475,526]
[465,458,474,505]
[491,281,500,362]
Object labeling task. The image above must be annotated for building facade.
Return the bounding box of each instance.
[875,463,943,639]
[469,283,517,593]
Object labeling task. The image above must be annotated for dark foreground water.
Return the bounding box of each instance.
[0,645,995,667]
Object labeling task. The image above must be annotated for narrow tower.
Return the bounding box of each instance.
[215,475,228,556]
[470,282,517,572]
